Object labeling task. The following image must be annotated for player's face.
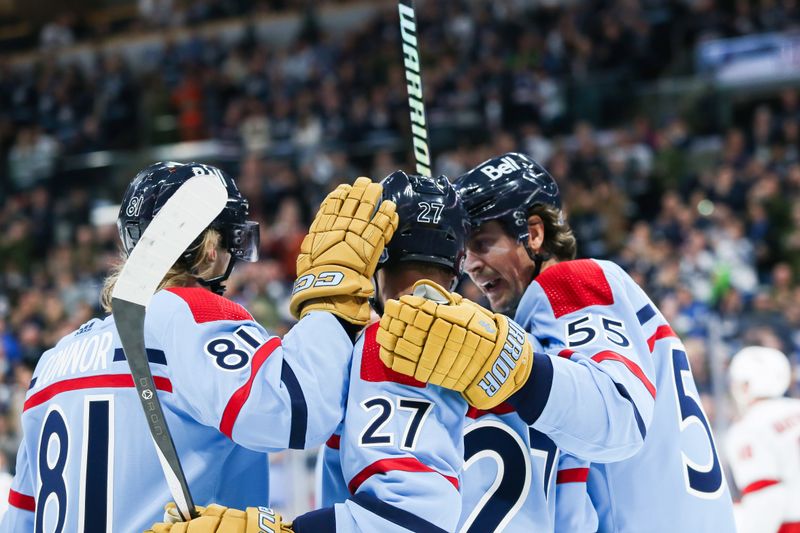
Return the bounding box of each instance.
[210,248,231,278]
[464,221,534,315]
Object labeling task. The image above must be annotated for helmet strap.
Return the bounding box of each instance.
[370,273,384,316]
[522,241,550,282]
[195,256,236,295]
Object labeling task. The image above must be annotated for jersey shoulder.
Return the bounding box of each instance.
[157,287,254,324]
[534,258,615,318]
[357,322,426,388]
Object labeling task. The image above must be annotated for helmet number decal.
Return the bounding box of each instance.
[417,202,444,224]
[126,195,144,217]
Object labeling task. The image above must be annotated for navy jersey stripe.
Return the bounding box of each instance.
[113,348,167,365]
[281,361,308,449]
[292,505,336,533]
[507,352,554,425]
[636,304,656,326]
[613,382,647,440]
[84,400,110,532]
[351,493,448,533]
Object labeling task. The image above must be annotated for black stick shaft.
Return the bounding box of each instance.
[113,298,197,520]
[398,0,432,177]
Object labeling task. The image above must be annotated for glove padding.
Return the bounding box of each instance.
[377,280,533,409]
[290,177,398,325]
[146,503,293,533]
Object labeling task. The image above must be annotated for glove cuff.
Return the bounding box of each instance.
[289,265,373,320]
[463,314,533,408]
[299,297,372,326]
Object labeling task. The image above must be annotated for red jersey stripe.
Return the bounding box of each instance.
[220,337,282,439]
[326,434,341,449]
[348,457,459,494]
[778,522,800,533]
[647,325,678,352]
[592,350,656,399]
[8,489,35,512]
[558,349,575,359]
[741,478,780,496]
[556,468,590,484]
[24,374,172,411]
[466,402,516,419]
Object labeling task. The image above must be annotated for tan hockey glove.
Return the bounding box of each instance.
[147,503,293,533]
[289,177,398,326]
[377,280,533,409]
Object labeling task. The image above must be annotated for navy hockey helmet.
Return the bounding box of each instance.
[454,152,561,243]
[378,170,470,276]
[117,161,259,293]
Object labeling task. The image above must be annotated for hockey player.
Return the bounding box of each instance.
[378,152,736,531]
[456,152,735,531]
[0,162,406,532]
[725,346,800,533]
[314,170,470,532]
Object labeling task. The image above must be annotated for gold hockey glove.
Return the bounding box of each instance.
[377,280,533,409]
[290,177,398,325]
[147,503,293,533]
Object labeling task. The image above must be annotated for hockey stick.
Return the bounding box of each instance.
[398,0,432,177]
[112,173,228,521]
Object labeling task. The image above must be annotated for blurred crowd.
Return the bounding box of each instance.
[0,0,798,502]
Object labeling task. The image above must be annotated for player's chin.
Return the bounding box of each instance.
[485,291,508,314]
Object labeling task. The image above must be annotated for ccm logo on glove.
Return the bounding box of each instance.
[259,506,284,533]
[479,320,526,397]
[292,271,344,294]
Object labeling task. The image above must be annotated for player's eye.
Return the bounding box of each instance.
[468,238,491,255]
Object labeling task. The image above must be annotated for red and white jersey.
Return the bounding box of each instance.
[725,397,800,533]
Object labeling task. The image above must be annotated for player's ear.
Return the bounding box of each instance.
[207,247,218,263]
[527,215,545,254]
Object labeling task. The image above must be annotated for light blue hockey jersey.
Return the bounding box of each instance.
[317,325,596,532]
[458,406,597,532]
[509,259,736,532]
[310,322,466,532]
[1,287,352,533]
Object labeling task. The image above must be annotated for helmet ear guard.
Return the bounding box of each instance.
[221,221,260,263]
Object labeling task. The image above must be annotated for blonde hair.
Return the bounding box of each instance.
[100,229,222,312]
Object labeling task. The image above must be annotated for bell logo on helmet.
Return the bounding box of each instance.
[126,195,144,217]
[479,155,522,179]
